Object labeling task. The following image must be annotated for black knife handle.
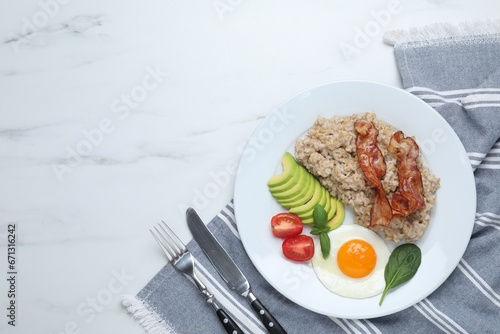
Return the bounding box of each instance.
[250,298,287,334]
[216,308,244,334]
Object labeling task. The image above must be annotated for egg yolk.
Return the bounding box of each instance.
[337,239,377,278]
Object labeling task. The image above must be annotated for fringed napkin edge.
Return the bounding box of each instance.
[122,295,178,334]
[384,19,500,45]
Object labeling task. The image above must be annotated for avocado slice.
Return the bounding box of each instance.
[303,198,335,226]
[280,172,316,207]
[296,187,330,220]
[323,191,332,216]
[277,170,313,208]
[268,164,302,193]
[271,167,309,200]
[327,200,345,230]
[327,197,337,221]
[268,152,345,230]
[267,152,298,188]
[289,182,323,216]
[302,216,314,225]
[318,187,329,210]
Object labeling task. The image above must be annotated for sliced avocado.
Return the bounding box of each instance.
[267,152,298,188]
[289,181,322,216]
[297,186,335,221]
[268,152,345,230]
[281,172,315,208]
[278,170,313,208]
[296,186,328,220]
[302,216,314,225]
[327,200,345,230]
[323,191,332,216]
[289,182,323,215]
[272,167,308,200]
[318,187,329,210]
[302,195,337,225]
[327,197,337,221]
[268,164,302,193]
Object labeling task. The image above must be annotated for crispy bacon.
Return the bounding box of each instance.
[354,120,386,185]
[354,120,393,227]
[388,131,425,217]
[371,187,394,227]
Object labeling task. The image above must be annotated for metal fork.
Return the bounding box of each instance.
[150,221,244,334]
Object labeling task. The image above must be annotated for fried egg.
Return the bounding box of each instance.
[311,225,390,298]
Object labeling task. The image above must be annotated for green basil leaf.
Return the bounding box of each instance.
[310,228,321,235]
[310,226,329,235]
[313,204,328,228]
[319,233,331,259]
[379,243,422,306]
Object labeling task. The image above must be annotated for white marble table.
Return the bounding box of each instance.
[1,1,499,333]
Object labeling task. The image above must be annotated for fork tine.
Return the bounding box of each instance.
[159,220,187,253]
[150,226,175,261]
[150,222,244,333]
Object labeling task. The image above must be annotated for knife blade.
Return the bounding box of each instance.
[186,207,287,334]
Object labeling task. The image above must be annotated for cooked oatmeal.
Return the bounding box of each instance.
[295,112,440,243]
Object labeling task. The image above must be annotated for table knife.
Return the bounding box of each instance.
[186,207,287,334]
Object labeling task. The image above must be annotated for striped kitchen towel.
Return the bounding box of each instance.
[123,21,500,334]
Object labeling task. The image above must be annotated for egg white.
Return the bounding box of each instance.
[311,225,391,298]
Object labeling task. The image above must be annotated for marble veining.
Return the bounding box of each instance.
[5,14,104,45]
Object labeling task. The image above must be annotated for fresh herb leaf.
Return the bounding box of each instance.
[310,226,330,235]
[379,243,422,306]
[319,232,331,259]
[310,228,321,235]
[311,205,332,259]
[313,204,328,228]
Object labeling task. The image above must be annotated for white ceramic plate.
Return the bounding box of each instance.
[234,81,476,319]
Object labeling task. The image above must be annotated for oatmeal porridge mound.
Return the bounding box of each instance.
[295,112,440,243]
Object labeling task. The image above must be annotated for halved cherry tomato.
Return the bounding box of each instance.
[271,213,303,238]
[282,235,314,262]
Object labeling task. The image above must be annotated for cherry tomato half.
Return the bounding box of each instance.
[271,212,303,238]
[282,235,315,262]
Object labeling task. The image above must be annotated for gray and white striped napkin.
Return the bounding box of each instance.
[124,21,500,334]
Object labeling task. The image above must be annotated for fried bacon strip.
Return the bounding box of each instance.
[372,187,394,227]
[354,120,393,227]
[388,131,425,217]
